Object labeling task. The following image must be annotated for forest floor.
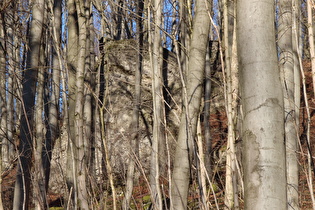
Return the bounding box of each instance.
[2,62,315,209]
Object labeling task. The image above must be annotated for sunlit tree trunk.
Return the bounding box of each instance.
[237,0,287,209]
[278,0,300,208]
[223,0,239,209]
[6,32,14,167]
[2,7,12,168]
[13,0,45,208]
[149,0,165,208]
[171,0,211,209]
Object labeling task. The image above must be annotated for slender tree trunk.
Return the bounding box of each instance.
[43,0,62,192]
[122,0,143,209]
[196,119,209,210]
[171,0,211,209]
[0,15,5,210]
[6,31,14,167]
[34,37,48,210]
[278,0,300,208]
[66,0,78,207]
[204,43,212,178]
[237,0,287,209]
[2,8,12,168]
[223,0,239,208]
[149,0,165,208]
[178,0,191,77]
[74,0,89,208]
[13,0,45,208]
[84,0,94,178]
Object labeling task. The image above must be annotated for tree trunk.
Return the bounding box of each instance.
[237,0,287,209]
[13,0,45,209]
[171,0,211,209]
[278,0,300,208]
[73,0,90,208]
[223,0,239,209]
[149,0,165,208]
[43,0,62,192]
[34,38,48,210]
[66,0,78,207]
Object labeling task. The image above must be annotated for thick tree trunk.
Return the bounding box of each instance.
[171,0,211,209]
[237,0,287,209]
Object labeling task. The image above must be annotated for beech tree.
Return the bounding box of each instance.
[237,0,287,209]
[278,0,300,208]
[1,0,315,209]
[13,0,45,208]
[171,0,211,209]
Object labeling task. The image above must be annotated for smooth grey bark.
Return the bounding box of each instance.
[171,0,211,209]
[6,19,15,167]
[74,0,90,208]
[13,0,45,209]
[237,0,287,209]
[278,0,300,208]
[34,40,47,210]
[43,0,62,192]
[149,0,165,208]
[66,0,78,207]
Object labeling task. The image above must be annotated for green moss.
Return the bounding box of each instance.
[142,195,152,209]
[212,182,220,193]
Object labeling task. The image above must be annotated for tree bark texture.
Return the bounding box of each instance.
[13,0,45,209]
[150,0,165,208]
[171,0,211,209]
[278,0,300,208]
[237,0,287,209]
[73,0,90,208]
[66,0,78,207]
